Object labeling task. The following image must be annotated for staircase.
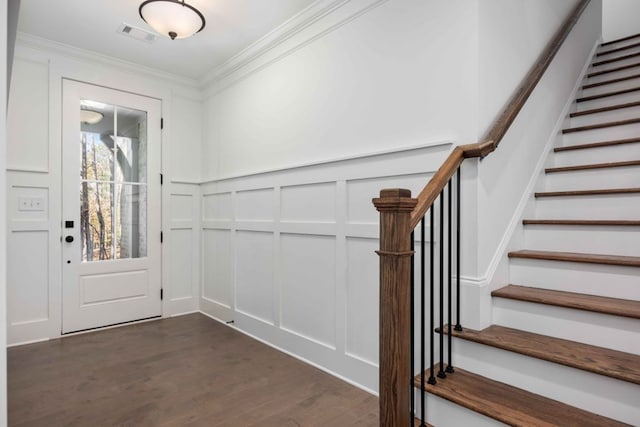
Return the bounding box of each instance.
[413,33,640,426]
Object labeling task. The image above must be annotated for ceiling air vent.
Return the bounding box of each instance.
[117,23,156,43]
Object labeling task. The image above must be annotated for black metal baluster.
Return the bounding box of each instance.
[420,217,426,425]
[410,231,415,424]
[446,180,455,374]
[455,167,463,332]
[428,208,436,386]
[438,192,446,379]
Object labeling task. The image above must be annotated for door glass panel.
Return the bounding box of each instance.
[115,184,147,259]
[79,100,148,262]
[115,107,147,184]
[81,182,114,261]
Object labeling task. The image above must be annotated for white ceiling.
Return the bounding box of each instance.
[17,0,317,81]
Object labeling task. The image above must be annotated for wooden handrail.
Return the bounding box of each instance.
[410,0,590,229]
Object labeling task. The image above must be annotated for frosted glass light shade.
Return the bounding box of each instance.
[139,0,205,40]
[80,110,104,125]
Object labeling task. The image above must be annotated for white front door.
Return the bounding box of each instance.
[62,80,162,333]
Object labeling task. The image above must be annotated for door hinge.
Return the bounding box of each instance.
[161,118,164,129]
[160,288,164,300]
[160,173,163,185]
[160,231,163,243]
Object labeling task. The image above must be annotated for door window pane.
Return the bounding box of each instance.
[115,184,147,259]
[115,107,147,184]
[81,182,114,261]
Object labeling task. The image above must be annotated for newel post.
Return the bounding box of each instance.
[373,188,417,427]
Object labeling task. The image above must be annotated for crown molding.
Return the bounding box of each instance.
[198,0,390,93]
[16,32,199,90]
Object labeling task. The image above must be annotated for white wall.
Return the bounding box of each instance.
[1,0,9,422]
[202,0,479,180]
[6,37,203,345]
[602,0,640,42]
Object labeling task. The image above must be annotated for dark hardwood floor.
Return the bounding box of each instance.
[8,314,378,426]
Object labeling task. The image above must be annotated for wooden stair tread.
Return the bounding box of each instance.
[545,159,640,173]
[414,419,433,427]
[508,249,640,267]
[554,137,640,152]
[440,323,640,384]
[583,73,640,89]
[523,219,640,226]
[535,187,640,197]
[593,51,640,67]
[597,42,640,57]
[569,101,640,117]
[576,87,640,103]
[493,285,640,320]
[601,33,640,47]
[587,62,640,78]
[414,364,629,427]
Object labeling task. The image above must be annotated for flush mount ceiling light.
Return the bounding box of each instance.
[80,110,104,125]
[139,0,206,40]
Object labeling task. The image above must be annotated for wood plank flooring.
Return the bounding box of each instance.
[8,314,378,426]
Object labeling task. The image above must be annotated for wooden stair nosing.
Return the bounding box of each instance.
[587,62,640,78]
[414,418,433,427]
[554,137,640,152]
[601,33,640,47]
[545,159,640,173]
[492,285,640,320]
[592,51,640,67]
[597,42,640,57]
[576,86,640,103]
[562,117,640,133]
[523,219,640,226]
[583,73,640,89]
[508,249,640,267]
[535,187,640,198]
[438,323,640,384]
[569,101,640,117]
[414,364,629,427]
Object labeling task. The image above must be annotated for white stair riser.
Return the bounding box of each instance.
[576,91,640,111]
[569,104,640,128]
[414,394,507,427]
[591,56,640,72]
[492,298,640,354]
[596,45,640,60]
[453,340,640,425]
[535,193,640,219]
[562,122,640,145]
[586,65,640,84]
[581,77,640,96]
[543,166,640,191]
[552,142,640,165]
[509,258,640,300]
[523,225,640,255]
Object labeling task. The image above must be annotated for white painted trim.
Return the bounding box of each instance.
[169,310,199,317]
[6,337,50,348]
[202,139,453,184]
[17,32,198,90]
[6,168,49,174]
[478,38,601,286]
[198,310,378,397]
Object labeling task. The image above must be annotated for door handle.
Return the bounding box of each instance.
[65,235,74,243]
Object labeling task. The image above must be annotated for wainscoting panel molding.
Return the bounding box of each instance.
[200,141,452,391]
